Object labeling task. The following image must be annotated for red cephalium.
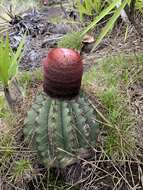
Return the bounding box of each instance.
[43,48,83,99]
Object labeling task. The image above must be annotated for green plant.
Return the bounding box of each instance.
[19,69,43,87]
[58,0,130,51]
[24,93,98,167]
[100,87,119,109]
[82,54,142,159]
[76,0,143,19]
[0,95,6,117]
[92,0,129,50]
[0,132,14,166]
[0,0,38,34]
[135,0,143,13]
[60,0,143,51]
[24,48,99,168]
[76,0,107,20]
[17,69,43,97]
[58,31,83,50]
[10,159,32,182]
[0,33,25,109]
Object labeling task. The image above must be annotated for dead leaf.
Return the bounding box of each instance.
[82,34,95,44]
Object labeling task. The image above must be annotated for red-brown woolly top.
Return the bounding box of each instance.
[43,48,83,99]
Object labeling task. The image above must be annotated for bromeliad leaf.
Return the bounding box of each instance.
[0,34,11,85]
[0,33,25,87]
[91,0,130,51]
[9,33,25,79]
[81,0,120,36]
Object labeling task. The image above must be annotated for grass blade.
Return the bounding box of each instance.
[81,0,119,36]
[91,0,129,51]
[9,34,25,78]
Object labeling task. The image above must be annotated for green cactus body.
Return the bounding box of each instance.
[24,92,98,168]
[24,48,99,168]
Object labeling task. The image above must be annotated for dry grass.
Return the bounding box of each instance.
[0,52,143,189]
[0,1,143,189]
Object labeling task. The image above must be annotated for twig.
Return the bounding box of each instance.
[60,2,68,18]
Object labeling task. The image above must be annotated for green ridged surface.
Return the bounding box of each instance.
[24,93,99,168]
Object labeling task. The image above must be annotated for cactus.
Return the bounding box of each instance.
[24,92,98,167]
[23,48,99,168]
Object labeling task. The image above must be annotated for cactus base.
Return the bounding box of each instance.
[24,92,98,168]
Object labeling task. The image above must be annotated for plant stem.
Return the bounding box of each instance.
[4,86,15,110]
[12,78,22,96]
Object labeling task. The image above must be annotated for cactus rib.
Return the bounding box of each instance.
[24,93,99,167]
